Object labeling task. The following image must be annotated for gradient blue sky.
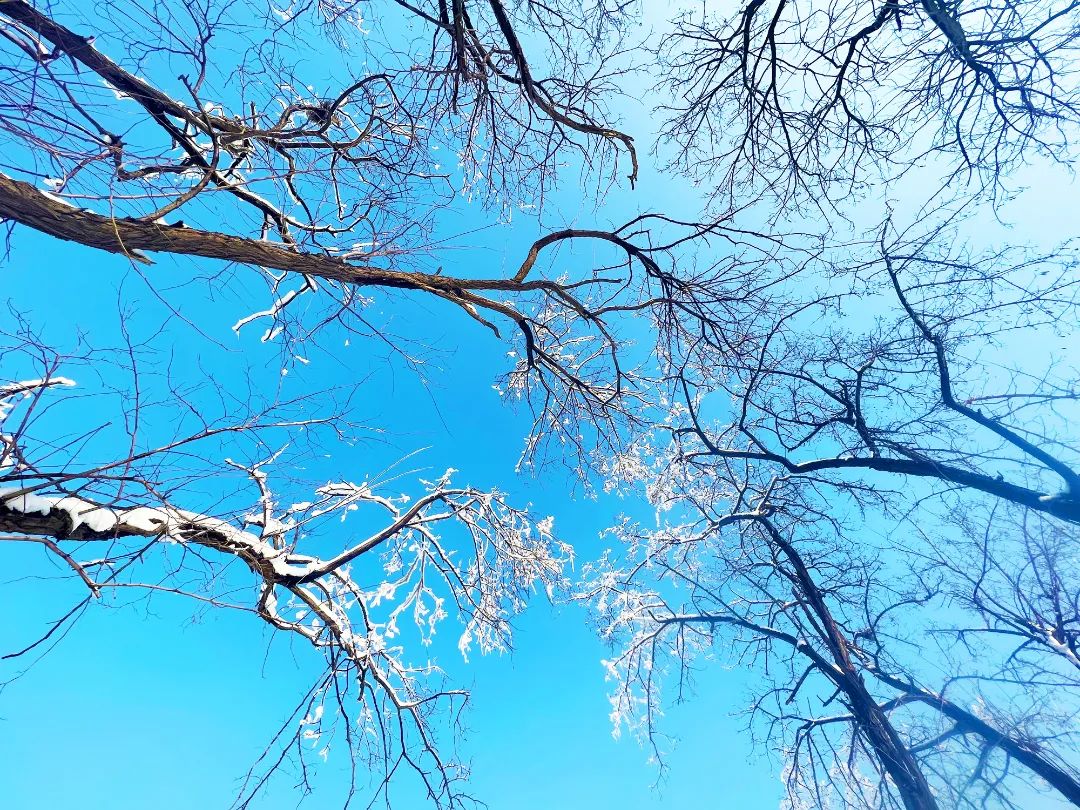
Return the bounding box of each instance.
[1,5,1076,808]
[0,204,782,808]
[0,102,787,808]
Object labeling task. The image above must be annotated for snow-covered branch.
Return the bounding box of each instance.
[0,363,568,807]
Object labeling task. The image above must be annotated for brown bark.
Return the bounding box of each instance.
[0,172,425,286]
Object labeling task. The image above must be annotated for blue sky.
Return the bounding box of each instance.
[0,79,788,804]
[1,4,1077,808]
[4,163,1075,810]
[0,209,783,808]
[6,167,1069,808]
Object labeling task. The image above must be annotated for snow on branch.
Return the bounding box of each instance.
[2,451,568,806]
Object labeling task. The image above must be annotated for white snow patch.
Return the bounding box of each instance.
[0,489,117,532]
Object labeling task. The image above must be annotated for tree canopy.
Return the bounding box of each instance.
[2,1,1079,808]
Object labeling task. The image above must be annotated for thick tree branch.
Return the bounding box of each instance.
[871,668,1080,806]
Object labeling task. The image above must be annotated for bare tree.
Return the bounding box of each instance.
[655,0,1080,207]
[1,314,580,807]
[0,0,638,222]
[583,213,1080,809]
[0,3,801,804]
[919,505,1080,676]
[5,2,1078,808]
[0,1,647,803]
[587,501,1080,809]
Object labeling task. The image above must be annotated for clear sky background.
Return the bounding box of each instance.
[0,193,785,808]
[0,80,786,809]
[1,4,1077,809]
